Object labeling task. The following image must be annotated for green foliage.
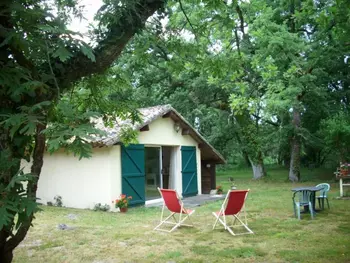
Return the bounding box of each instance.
[80,44,96,62]
[1,101,51,140]
[44,100,105,159]
[0,170,40,231]
[1,0,350,258]
[320,112,350,161]
[0,0,166,258]
[112,0,350,179]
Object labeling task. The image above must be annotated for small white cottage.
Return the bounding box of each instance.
[32,105,225,209]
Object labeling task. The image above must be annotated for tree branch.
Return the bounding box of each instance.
[178,0,198,42]
[235,4,245,38]
[233,28,241,55]
[154,44,170,61]
[59,0,166,90]
[252,113,280,127]
[0,6,38,79]
[45,41,60,97]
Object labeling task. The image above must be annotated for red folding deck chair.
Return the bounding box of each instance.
[154,188,195,233]
[212,189,253,236]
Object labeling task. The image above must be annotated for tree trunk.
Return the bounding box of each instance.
[233,130,251,168]
[250,152,266,180]
[284,154,291,169]
[0,123,46,262]
[0,121,18,263]
[251,162,265,179]
[242,150,251,168]
[289,107,301,182]
[28,123,46,196]
[0,2,166,261]
[0,248,13,263]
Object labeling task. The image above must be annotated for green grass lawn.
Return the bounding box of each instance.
[14,167,350,263]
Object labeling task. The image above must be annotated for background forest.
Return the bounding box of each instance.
[108,0,350,181]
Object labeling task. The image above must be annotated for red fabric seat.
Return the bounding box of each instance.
[212,190,254,236]
[154,188,195,233]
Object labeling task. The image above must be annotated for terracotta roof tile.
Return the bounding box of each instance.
[92,104,225,164]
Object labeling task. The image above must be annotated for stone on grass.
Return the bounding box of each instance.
[57,223,75,230]
[209,189,217,195]
[118,241,128,247]
[67,213,78,220]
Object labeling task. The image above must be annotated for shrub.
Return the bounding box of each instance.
[54,195,63,207]
[93,203,110,212]
[47,195,63,207]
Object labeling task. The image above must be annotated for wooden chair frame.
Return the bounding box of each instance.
[212,189,253,236]
[154,188,195,233]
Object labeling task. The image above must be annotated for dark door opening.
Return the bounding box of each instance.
[145,147,160,200]
[144,146,173,201]
[161,146,172,189]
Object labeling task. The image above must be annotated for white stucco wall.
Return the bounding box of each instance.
[31,147,113,209]
[27,116,204,210]
[138,117,198,146]
[109,145,121,211]
[137,117,202,195]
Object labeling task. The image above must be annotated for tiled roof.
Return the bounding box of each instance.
[93,104,225,164]
[93,104,172,146]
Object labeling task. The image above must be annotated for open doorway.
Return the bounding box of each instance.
[145,147,160,200]
[144,146,174,201]
[161,146,172,189]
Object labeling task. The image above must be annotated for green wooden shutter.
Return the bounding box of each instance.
[181,146,198,197]
[121,144,145,206]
